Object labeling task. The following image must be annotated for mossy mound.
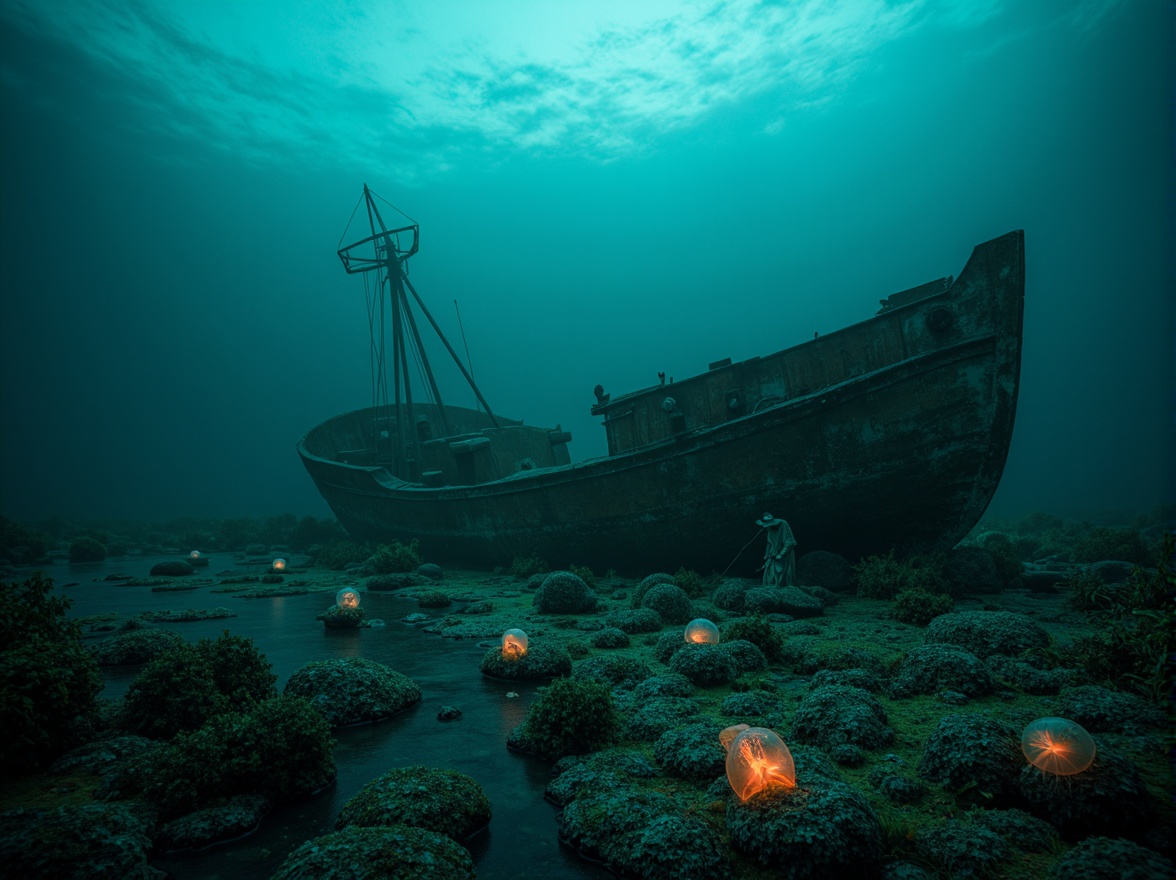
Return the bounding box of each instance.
[271,824,476,880]
[573,654,651,688]
[604,607,663,633]
[744,586,824,617]
[283,657,421,727]
[720,639,768,674]
[630,572,676,609]
[533,571,598,614]
[627,697,704,741]
[631,673,695,700]
[88,628,185,666]
[653,720,725,780]
[316,606,365,628]
[725,779,882,878]
[917,713,1022,804]
[590,626,630,648]
[790,684,893,750]
[923,610,1050,658]
[0,803,154,879]
[514,675,621,760]
[335,765,491,842]
[890,644,994,698]
[1048,836,1172,879]
[157,794,269,851]
[1018,742,1155,840]
[639,582,694,625]
[1052,684,1166,733]
[667,642,739,686]
[479,641,572,680]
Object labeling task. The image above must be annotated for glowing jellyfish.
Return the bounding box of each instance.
[336,588,361,609]
[719,723,750,751]
[726,727,796,801]
[501,628,529,659]
[189,550,202,560]
[684,618,720,644]
[272,558,287,572]
[1021,717,1096,776]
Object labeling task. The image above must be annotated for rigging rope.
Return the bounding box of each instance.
[719,527,765,579]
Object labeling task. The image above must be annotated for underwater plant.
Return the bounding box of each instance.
[362,539,423,574]
[517,675,620,760]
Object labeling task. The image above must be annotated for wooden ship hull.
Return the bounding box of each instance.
[299,203,1023,574]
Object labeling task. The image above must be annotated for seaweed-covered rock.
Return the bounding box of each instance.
[157,794,269,850]
[640,582,694,625]
[720,638,768,674]
[533,571,598,614]
[416,590,451,608]
[654,630,688,663]
[913,819,1010,879]
[890,644,994,698]
[867,765,925,804]
[791,684,893,750]
[721,613,784,662]
[560,784,731,879]
[590,626,630,649]
[968,808,1059,855]
[668,642,740,686]
[271,824,476,880]
[628,697,704,741]
[918,713,1021,803]
[631,572,676,608]
[711,579,753,613]
[744,586,823,617]
[480,641,573,680]
[632,673,695,700]
[986,654,1079,694]
[796,550,854,592]
[416,563,444,581]
[336,765,491,842]
[923,611,1050,658]
[545,749,659,806]
[574,654,651,689]
[653,720,726,780]
[1052,684,1166,733]
[726,778,882,878]
[89,629,185,666]
[316,605,365,628]
[604,607,663,633]
[809,667,885,693]
[366,572,427,591]
[0,803,156,879]
[1049,836,1173,879]
[514,675,621,760]
[283,657,421,727]
[943,546,1004,596]
[1018,742,1154,840]
[721,691,777,717]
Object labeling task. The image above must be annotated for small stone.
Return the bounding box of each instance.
[437,706,462,722]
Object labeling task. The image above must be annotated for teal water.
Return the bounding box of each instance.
[32,555,607,880]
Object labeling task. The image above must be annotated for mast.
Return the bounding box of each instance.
[338,185,498,480]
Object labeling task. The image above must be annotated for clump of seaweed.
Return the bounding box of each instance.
[361,540,423,574]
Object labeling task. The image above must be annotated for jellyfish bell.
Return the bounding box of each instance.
[684,618,720,645]
[1021,716,1096,776]
[501,628,529,659]
[336,588,361,609]
[189,550,202,560]
[272,557,287,572]
[719,723,750,751]
[726,727,795,802]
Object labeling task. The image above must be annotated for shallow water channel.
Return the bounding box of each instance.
[38,555,610,880]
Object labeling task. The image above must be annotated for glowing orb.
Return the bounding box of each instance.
[684,618,720,644]
[336,588,361,609]
[272,558,287,572]
[1021,716,1096,775]
[719,723,750,751]
[726,727,795,801]
[501,628,529,659]
[189,550,202,560]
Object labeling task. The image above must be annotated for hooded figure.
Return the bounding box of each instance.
[756,513,796,587]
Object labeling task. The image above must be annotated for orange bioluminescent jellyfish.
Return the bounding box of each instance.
[272,557,287,572]
[1020,716,1096,775]
[719,723,750,751]
[501,628,529,659]
[725,727,796,801]
[684,618,720,644]
[335,588,361,609]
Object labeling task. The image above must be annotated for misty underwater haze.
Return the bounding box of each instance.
[1,2,1174,880]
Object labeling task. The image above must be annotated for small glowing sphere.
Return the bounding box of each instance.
[336,588,361,609]
[272,558,287,572]
[501,628,529,659]
[726,727,796,802]
[1021,717,1096,776]
[684,618,720,644]
[189,550,202,560]
[719,723,750,751]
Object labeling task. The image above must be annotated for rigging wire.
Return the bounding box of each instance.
[719,527,765,579]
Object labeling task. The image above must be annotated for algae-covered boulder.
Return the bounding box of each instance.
[720,638,768,674]
[631,673,695,700]
[890,644,994,698]
[628,697,704,741]
[744,586,824,617]
[533,570,598,614]
[917,713,1021,803]
[1052,684,1166,733]
[157,794,269,851]
[89,629,186,666]
[913,819,1010,879]
[513,675,621,760]
[559,784,731,880]
[653,720,726,780]
[479,640,572,680]
[271,824,476,880]
[590,626,630,648]
[667,642,739,686]
[726,779,882,878]
[923,611,1049,658]
[1018,742,1154,840]
[711,579,754,613]
[639,582,694,625]
[604,607,663,633]
[0,803,155,879]
[335,765,491,842]
[791,684,893,750]
[1049,836,1172,880]
[316,605,365,628]
[283,657,421,727]
[574,654,652,689]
